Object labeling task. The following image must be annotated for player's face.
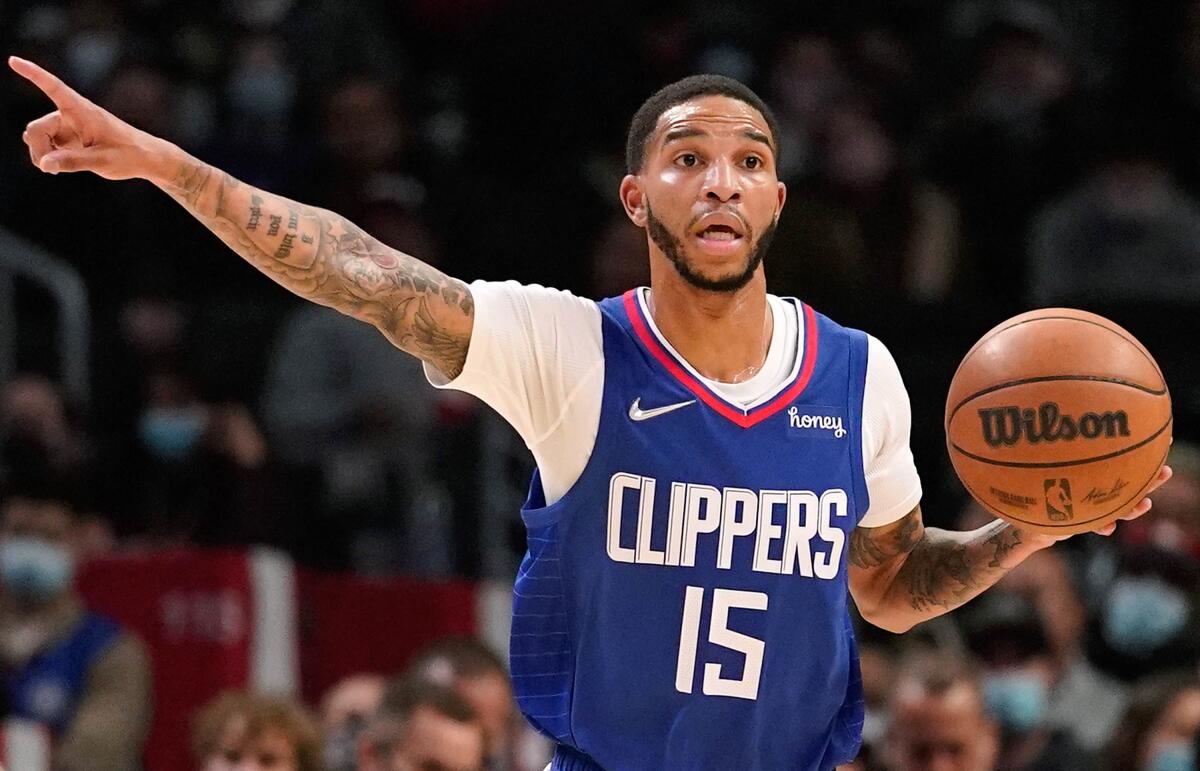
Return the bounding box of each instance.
[622,95,786,292]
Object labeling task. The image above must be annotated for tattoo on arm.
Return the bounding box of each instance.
[898,521,1022,613]
[850,509,1029,622]
[160,161,474,378]
[849,511,922,569]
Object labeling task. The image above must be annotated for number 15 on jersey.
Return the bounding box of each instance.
[675,586,769,701]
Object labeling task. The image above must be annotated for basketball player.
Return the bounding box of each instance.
[9,57,1171,769]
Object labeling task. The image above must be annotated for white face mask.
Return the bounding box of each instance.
[1102,576,1190,656]
[0,536,74,604]
[1143,741,1197,771]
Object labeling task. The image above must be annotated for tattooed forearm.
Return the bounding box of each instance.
[849,507,1044,631]
[897,521,1022,613]
[157,158,474,378]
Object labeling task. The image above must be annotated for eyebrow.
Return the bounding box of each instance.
[661,127,775,153]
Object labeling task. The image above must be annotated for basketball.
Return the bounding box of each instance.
[945,309,1172,536]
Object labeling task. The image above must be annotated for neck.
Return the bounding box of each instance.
[646,263,772,383]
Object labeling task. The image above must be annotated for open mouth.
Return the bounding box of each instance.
[693,217,746,255]
[698,224,741,241]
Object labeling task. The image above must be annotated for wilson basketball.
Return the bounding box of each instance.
[945,309,1172,536]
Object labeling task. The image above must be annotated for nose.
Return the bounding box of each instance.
[702,157,741,203]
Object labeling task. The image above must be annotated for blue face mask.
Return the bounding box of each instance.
[138,406,208,462]
[0,537,74,602]
[1102,576,1190,657]
[1144,742,1197,771]
[983,671,1049,732]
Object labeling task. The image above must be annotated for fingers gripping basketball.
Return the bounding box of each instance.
[945,308,1172,535]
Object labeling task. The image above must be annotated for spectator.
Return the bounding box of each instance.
[308,73,422,218]
[319,672,385,771]
[927,2,1084,309]
[954,500,1121,752]
[1028,125,1200,306]
[884,651,1000,771]
[959,591,1098,771]
[358,676,485,771]
[770,93,962,318]
[0,470,151,771]
[191,690,322,771]
[406,636,549,771]
[261,302,450,574]
[1083,544,1200,685]
[768,35,850,182]
[116,363,275,547]
[0,374,92,488]
[1106,673,1200,771]
[1111,440,1200,563]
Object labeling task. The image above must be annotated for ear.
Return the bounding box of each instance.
[619,174,647,228]
[774,179,787,224]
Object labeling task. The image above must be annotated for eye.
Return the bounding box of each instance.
[744,155,762,170]
[677,153,699,168]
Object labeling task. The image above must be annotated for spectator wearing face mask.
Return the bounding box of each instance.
[112,364,277,547]
[960,591,1097,771]
[191,690,322,771]
[0,470,152,771]
[1083,543,1200,683]
[1107,674,1200,771]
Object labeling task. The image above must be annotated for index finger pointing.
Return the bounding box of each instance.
[8,56,82,110]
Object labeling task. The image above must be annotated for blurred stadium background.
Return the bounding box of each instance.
[1,0,1199,769]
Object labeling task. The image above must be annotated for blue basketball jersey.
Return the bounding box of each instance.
[512,289,872,771]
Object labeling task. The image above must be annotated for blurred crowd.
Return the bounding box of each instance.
[189,637,553,771]
[1,0,1200,769]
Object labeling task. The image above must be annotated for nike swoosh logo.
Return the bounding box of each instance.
[628,397,696,422]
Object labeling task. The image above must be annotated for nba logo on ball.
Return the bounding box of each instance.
[1043,478,1074,521]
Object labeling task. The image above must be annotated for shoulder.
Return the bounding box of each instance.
[88,630,151,682]
[860,335,913,452]
[471,280,599,316]
[865,335,908,402]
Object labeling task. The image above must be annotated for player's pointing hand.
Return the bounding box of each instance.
[9,56,168,181]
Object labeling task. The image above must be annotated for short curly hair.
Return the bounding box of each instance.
[625,74,780,174]
[191,690,322,771]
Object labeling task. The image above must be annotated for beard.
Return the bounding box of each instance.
[646,204,776,293]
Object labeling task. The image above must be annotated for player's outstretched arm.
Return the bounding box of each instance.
[847,466,1172,633]
[9,56,473,379]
